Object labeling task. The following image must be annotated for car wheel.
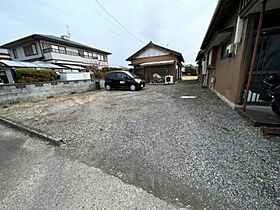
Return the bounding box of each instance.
[130,85,136,91]
[106,85,111,91]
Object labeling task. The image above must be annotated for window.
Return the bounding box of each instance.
[116,72,127,79]
[51,45,59,52]
[23,43,38,56]
[59,46,66,54]
[42,42,51,50]
[88,52,93,58]
[98,54,105,61]
[12,49,18,59]
[92,52,97,58]
[84,51,89,58]
[107,72,117,79]
[79,50,84,57]
[221,41,231,60]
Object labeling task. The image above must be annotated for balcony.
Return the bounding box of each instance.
[43,48,98,59]
[43,49,101,66]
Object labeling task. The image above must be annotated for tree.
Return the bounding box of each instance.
[183,64,198,76]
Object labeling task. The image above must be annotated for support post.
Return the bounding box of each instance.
[243,0,267,112]
[4,68,16,83]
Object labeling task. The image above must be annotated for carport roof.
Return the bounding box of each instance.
[0,60,64,69]
[62,65,86,70]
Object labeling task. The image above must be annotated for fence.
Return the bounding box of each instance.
[0,79,101,106]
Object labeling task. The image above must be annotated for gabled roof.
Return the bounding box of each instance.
[126,41,184,62]
[1,34,111,55]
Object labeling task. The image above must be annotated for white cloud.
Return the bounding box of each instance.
[0,0,218,66]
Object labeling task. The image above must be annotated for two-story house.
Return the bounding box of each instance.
[1,34,111,70]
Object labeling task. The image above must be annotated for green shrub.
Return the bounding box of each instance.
[15,69,58,83]
[91,67,122,79]
[184,64,198,76]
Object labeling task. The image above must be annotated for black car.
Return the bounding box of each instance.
[104,71,145,91]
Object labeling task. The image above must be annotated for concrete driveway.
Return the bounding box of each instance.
[0,81,279,209]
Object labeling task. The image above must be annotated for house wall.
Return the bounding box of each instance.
[9,41,43,61]
[131,54,177,65]
[135,47,169,58]
[0,79,97,106]
[212,15,254,103]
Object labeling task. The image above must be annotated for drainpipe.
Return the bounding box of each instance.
[243,0,267,112]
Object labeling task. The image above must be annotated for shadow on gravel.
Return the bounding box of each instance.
[83,154,237,209]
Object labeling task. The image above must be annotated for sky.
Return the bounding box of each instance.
[0,0,218,67]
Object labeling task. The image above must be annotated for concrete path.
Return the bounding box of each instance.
[0,124,185,210]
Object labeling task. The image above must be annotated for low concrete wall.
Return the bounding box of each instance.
[0,79,98,106]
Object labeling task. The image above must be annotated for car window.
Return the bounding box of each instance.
[116,72,127,79]
[126,71,140,79]
[107,72,116,79]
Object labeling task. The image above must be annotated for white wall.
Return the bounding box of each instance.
[59,72,91,81]
[136,47,168,58]
[9,41,43,61]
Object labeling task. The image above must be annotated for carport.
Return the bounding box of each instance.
[0,60,63,83]
[137,60,175,83]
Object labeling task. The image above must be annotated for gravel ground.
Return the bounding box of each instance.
[0,80,279,209]
[0,123,183,210]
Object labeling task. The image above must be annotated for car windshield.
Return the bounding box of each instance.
[126,71,140,79]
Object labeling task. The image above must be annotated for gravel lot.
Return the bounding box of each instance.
[1,80,279,209]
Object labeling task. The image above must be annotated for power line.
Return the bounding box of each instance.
[78,0,124,33]
[94,0,145,43]
[78,0,145,43]
[36,0,143,43]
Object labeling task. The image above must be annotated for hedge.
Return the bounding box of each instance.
[15,69,58,83]
[92,67,122,79]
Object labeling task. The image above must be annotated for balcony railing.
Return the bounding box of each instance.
[43,48,98,59]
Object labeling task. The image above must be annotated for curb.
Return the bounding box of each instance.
[236,109,280,128]
[0,116,62,146]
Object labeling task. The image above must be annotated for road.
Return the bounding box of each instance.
[0,80,279,209]
[0,123,184,209]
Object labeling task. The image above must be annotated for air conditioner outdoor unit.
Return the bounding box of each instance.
[165,75,173,84]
